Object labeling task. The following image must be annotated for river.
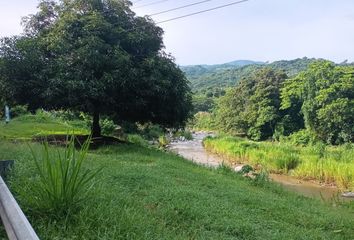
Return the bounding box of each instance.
[169,133,352,202]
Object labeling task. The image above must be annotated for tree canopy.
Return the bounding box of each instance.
[281,61,354,144]
[0,0,192,137]
[215,68,288,140]
[206,61,353,144]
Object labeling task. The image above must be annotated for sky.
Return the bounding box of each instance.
[1,0,354,65]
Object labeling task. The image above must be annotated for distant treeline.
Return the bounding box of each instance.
[191,60,354,145]
[183,57,327,93]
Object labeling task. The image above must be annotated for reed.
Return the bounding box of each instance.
[204,136,354,190]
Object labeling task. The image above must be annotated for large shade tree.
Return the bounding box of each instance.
[0,0,192,137]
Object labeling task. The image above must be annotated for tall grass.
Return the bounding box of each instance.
[29,136,100,215]
[204,136,354,190]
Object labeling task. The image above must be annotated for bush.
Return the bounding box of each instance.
[11,105,29,118]
[100,118,118,136]
[253,169,270,186]
[158,135,170,148]
[189,112,215,131]
[286,129,317,146]
[76,112,91,128]
[34,109,54,122]
[274,153,300,172]
[127,134,148,146]
[174,130,193,140]
[143,124,164,140]
[50,109,79,121]
[29,136,100,215]
[120,121,138,134]
[239,165,254,174]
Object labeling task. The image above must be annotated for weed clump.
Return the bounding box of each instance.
[29,136,100,216]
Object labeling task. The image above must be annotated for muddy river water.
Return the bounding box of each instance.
[169,133,352,201]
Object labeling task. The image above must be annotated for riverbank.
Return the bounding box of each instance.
[1,119,354,239]
[1,140,354,239]
[169,133,353,201]
[203,136,354,192]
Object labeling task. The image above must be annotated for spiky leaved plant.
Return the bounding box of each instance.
[30,136,100,215]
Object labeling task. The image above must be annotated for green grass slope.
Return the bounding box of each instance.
[0,145,353,238]
[0,117,353,239]
[0,114,88,139]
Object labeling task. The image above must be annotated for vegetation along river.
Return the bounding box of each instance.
[169,133,353,202]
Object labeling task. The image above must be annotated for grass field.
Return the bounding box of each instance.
[0,117,354,239]
[0,114,88,140]
[204,136,354,191]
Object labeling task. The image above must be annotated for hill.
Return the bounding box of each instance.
[183,57,319,93]
[180,60,263,79]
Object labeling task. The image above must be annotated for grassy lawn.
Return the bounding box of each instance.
[0,114,88,140]
[0,118,353,239]
[204,136,354,191]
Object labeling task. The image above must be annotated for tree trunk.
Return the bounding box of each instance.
[92,109,101,138]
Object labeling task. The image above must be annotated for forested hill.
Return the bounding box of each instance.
[182,57,320,93]
[180,60,264,78]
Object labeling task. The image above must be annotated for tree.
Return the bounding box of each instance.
[215,68,287,140]
[192,94,215,113]
[281,61,354,144]
[0,0,192,137]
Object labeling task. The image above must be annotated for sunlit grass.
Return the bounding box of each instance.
[0,116,353,239]
[0,114,88,139]
[204,136,354,191]
[1,140,354,239]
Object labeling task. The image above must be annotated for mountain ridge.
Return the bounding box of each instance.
[181,57,322,93]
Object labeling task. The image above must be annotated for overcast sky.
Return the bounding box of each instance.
[1,0,354,65]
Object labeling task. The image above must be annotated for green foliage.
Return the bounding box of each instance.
[183,57,317,94]
[2,139,354,239]
[215,68,288,140]
[216,163,235,175]
[192,94,215,113]
[34,109,54,122]
[10,105,29,118]
[239,165,254,174]
[158,135,170,148]
[253,169,270,186]
[0,112,88,140]
[281,61,354,144]
[283,129,317,146]
[181,60,263,80]
[0,0,192,137]
[100,118,118,136]
[29,136,100,215]
[138,123,165,140]
[50,109,80,121]
[273,152,300,172]
[0,110,353,240]
[204,136,354,190]
[127,134,148,146]
[207,60,353,145]
[188,111,216,131]
[71,111,117,136]
[174,130,193,140]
